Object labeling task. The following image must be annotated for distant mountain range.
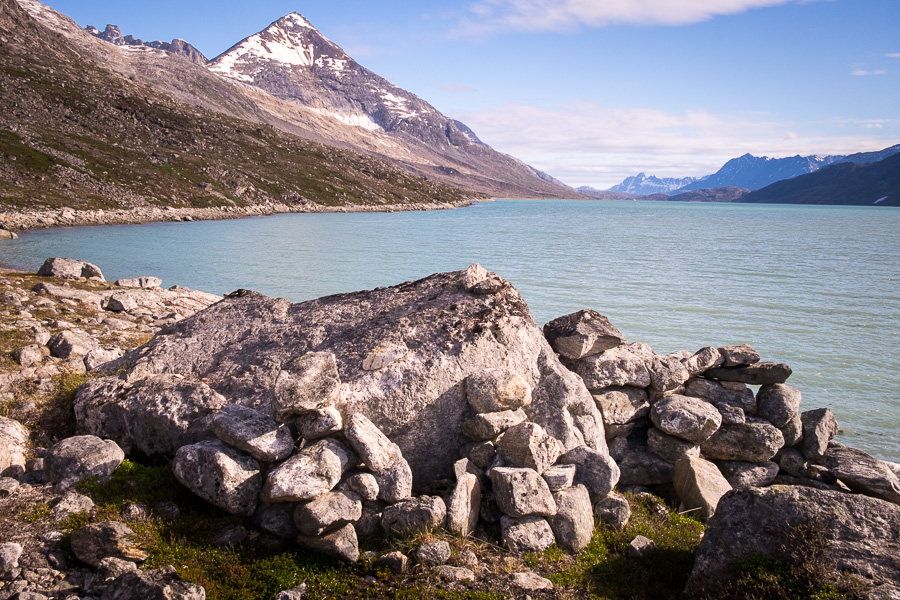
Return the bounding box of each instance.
[606,173,699,195]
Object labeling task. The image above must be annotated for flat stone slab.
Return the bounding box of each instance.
[261,438,356,502]
[823,446,900,505]
[704,362,792,385]
[212,404,294,463]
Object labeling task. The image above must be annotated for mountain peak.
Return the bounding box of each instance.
[276,12,315,31]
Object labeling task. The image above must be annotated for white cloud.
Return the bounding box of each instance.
[885,53,900,58]
[457,0,808,34]
[852,69,887,76]
[453,102,895,187]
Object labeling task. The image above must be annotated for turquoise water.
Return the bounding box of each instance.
[3,200,899,461]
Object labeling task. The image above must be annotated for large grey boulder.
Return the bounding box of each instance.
[674,456,732,522]
[756,384,802,428]
[569,344,651,389]
[683,378,756,414]
[101,565,205,600]
[649,394,722,444]
[646,428,699,464]
[490,467,557,518]
[37,257,104,281]
[823,447,900,505]
[0,417,28,477]
[700,418,785,462]
[173,440,262,516]
[542,310,625,359]
[261,438,356,502]
[558,445,620,502]
[74,374,228,458]
[74,267,605,485]
[500,515,555,553]
[496,422,562,474]
[49,329,98,359]
[381,496,446,536]
[800,408,839,462]
[686,486,900,595]
[43,435,124,491]
[293,490,363,536]
[465,368,532,413]
[548,484,594,553]
[682,347,723,376]
[211,404,294,463]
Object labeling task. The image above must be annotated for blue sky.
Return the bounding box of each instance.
[41,0,900,188]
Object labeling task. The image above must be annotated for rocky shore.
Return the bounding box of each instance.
[1,260,898,600]
[0,197,477,234]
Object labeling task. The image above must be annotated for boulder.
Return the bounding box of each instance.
[461,409,527,441]
[344,414,413,502]
[682,347,723,376]
[43,435,124,491]
[446,473,481,537]
[704,362,792,385]
[490,467,557,518]
[296,406,343,440]
[800,408,839,462]
[0,228,17,240]
[647,427,700,464]
[106,293,137,313]
[548,484,594,553]
[683,378,756,414]
[715,460,779,488]
[542,310,625,359]
[756,384,802,428]
[774,447,808,478]
[716,404,746,425]
[465,368,532,413]
[373,456,413,503]
[51,491,95,520]
[211,404,294,463]
[70,521,148,567]
[594,491,631,530]
[569,345,650,389]
[261,438,356,502]
[823,447,900,505]
[496,422,562,474]
[647,354,691,393]
[296,523,359,562]
[376,551,408,574]
[541,464,576,492]
[686,486,900,595]
[293,490,362,536]
[700,418,785,462]
[628,535,656,557]
[0,542,22,579]
[74,374,228,458]
[500,515,555,553]
[37,257,104,280]
[460,441,495,469]
[12,344,43,367]
[75,268,606,486]
[272,352,341,421]
[85,347,123,371]
[0,417,28,477]
[591,386,649,438]
[381,496,446,535]
[510,572,554,591]
[48,329,98,359]
[717,344,760,367]
[252,503,299,539]
[173,439,262,516]
[346,473,380,501]
[416,540,451,566]
[115,276,162,289]
[100,565,205,600]
[650,394,722,444]
[673,456,732,522]
[558,445,620,502]
[779,412,804,447]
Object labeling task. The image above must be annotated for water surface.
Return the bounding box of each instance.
[4,200,898,461]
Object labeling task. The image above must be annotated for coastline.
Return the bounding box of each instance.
[0,197,480,233]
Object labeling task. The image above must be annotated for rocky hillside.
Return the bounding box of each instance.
[646,187,749,203]
[738,151,900,206]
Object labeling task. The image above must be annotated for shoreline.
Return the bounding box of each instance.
[0,197,481,233]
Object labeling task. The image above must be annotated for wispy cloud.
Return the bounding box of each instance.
[439,84,477,93]
[456,0,808,35]
[453,102,893,187]
[886,53,900,58]
[851,69,887,76]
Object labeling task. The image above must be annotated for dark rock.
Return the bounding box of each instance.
[614,435,676,486]
[646,427,699,464]
[381,496,446,535]
[717,344,760,367]
[460,441,495,469]
[683,378,756,414]
[591,386,649,439]
[71,521,148,567]
[296,523,359,562]
[756,384,802,427]
[43,435,124,491]
[686,486,900,595]
[823,446,900,505]
[252,502,299,539]
[715,460,779,488]
[774,447,808,478]
[704,362,792,385]
[100,565,204,600]
[376,551,408,574]
[558,445,620,502]
[800,408,839,462]
[294,490,363,536]
[779,412,804,447]
[700,418,785,462]
[716,404,746,425]
[542,310,625,359]
[594,491,631,530]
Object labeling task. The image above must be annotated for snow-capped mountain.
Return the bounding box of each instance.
[208,13,475,148]
[677,153,841,192]
[607,173,699,195]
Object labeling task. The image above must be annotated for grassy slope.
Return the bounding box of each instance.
[0,0,474,212]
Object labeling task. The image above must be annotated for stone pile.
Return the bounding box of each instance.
[544,309,900,520]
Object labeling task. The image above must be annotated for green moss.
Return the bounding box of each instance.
[77,460,181,510]
[0,129,68,173]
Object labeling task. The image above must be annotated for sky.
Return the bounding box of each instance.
[40,0,900,188]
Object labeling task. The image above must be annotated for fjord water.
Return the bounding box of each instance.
[5,200,899,461]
